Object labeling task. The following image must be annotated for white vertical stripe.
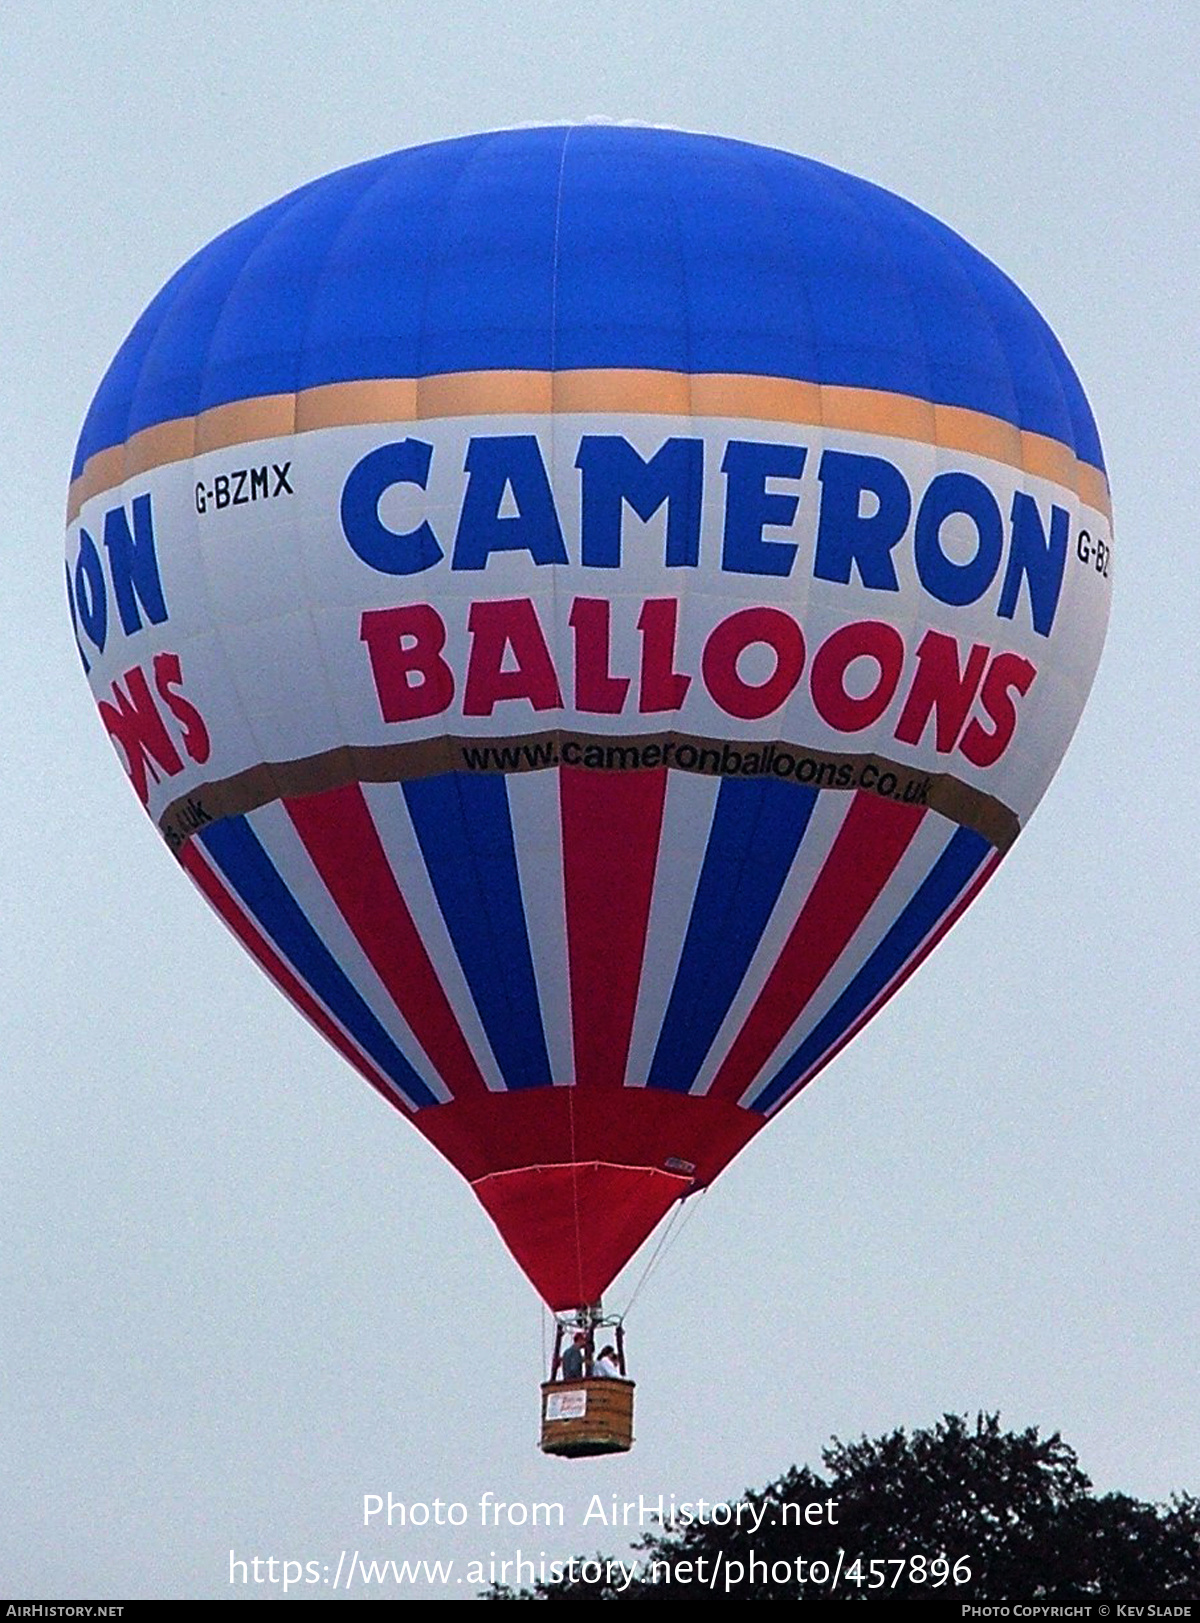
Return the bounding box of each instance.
[506,768,574,1086]
[691,788,850,1096]
[738,812,957,1109]
[247,800,451,1105]
[624,771,721,1087]
[362,780,508,1094]
[758,842,1000,1116]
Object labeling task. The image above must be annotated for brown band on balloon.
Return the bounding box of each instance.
[67,369,1113,523]
[158,731,1020,856]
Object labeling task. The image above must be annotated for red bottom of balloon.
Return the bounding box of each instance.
[415,1086,763,1310]
[472,1161,691,1310]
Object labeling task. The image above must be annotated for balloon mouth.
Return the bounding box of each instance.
[471,1161,694,1311]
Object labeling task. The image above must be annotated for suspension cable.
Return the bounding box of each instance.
[617,1187,707,1323]
[566,1085,585,1310]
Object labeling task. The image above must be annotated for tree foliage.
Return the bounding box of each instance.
[485,1414,1199,1601]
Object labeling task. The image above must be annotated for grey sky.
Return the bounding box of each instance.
[4,1,1197,1600]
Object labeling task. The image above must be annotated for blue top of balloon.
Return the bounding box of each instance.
[73,123,1103,480]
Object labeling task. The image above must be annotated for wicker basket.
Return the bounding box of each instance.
[539,1377,635,1457]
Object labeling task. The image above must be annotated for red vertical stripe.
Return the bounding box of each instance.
[179,842,414,1117]
[707,793,925,1101]
[561,766,667,1090]
[763,846,1003,1112]
[284,784,488,1098]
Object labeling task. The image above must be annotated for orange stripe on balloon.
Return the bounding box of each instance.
[66,369,1113,523]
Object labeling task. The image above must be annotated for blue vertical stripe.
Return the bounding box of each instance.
[749,826,992,1114]
[646,778,819,1093]
[402,774,553,1091]
[198,815,440,1109]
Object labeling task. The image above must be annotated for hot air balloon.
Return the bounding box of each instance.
[66,125,1111,1457]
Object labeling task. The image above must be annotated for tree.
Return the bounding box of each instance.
[483,1413,1200,1601]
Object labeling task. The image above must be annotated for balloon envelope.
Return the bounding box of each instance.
[67,127,1111,1309]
